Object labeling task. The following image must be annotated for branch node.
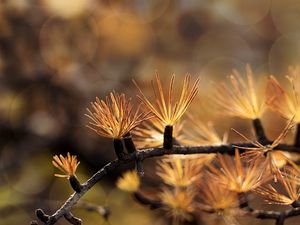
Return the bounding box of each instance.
[238,192,248,208]
[69,176,83,193]
[163,125,173,149]
[252,118,268,142]
[123,132,136,153]
[294,123,300,147]
[135,160,144,177]
[113,139,126,160]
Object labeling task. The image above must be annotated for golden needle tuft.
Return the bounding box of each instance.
[116,170,140,193]
[52,152,80,179]
[178,114,227,146]
[255,167,300,205]
[208,149,268,193]
[267,67,300,122]
[133,73,200,126]
[86,92,151,139]
[160,188,196,222]
[213,64,265,119]
[157,157,204,187]
[198,176,239,212]
[234,117,295,179]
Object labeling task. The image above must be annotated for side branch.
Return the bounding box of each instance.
[34,142,300,224]
[43,160,120,224]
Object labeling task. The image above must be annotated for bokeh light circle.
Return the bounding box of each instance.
[269,33,300,75]
[271,0,300,34]
[94,14,154,59]
[40,16,98,73]
[41,0,88,19]
[0,145,53,195]
[7,83,65,138]
[199,57,246,89]
[108,0,171,23]
[51,64,102,96]
[193,30,253,68]
[214,0,271,25]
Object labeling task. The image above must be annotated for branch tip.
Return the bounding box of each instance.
[36,209,50,223]
[64,212,82,225]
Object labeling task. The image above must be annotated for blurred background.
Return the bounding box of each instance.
[1,0,300,224]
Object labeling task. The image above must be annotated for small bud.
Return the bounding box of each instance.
[123,132,136,153]
[113,139,126,160]
[163,125,173,149]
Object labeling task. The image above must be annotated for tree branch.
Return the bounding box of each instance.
[34,142,300,224]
